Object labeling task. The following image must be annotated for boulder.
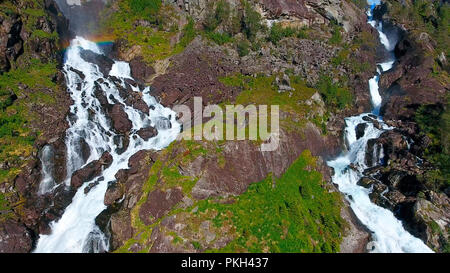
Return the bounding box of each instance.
[80,49,115,77]
[70,152,113,189]
[137,126,158,140]
[355,123,367,140]
[110,104,132,134]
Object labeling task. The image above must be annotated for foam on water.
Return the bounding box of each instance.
[327,3,433,253]
[34,37,180,253]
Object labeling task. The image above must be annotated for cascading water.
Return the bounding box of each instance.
[327,2,433,253]
[33,37,180,253]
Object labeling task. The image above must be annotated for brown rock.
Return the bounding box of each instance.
[137,126,158,140]
[110,104,132,134]
[129,57,155,83]
[70,152,113,189]
[139,188,184,225]
[0,220,32,253]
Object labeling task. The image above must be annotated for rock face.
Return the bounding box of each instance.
[103,150,157,249]
[80,49,115,77]
[0,13,23,73]
[139,188,184,225]
[0,0,75,253]
[367,4,450,251]
[152,37,239,110]
[129,57,156,83]
[70,152,113,189]
[110,104,133,134]
[190,123,339,199]
[0,220,32,253]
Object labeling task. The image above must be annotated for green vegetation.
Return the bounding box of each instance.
[329,21,343,45]
[198,150,344,252]
[173,18,197,54]
[129,0,161,21]
[221,74,316,116]
[268,23,311,45]
[236,39,250,57]
[101,0,187,64]
[415,97,450,192]
[387,0,449,71]
[203,0,230,32]
[205,31,233,46]
[241,1,263,41]
[268,23,295,45]
[116,145,345,253]
[0,59,58,184]
[316,75,352,110]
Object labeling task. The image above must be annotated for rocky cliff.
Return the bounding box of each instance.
[0,0,447,253]
[0,0,72,252]
[360,0,449,252]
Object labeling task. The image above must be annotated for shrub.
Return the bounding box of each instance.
[296,27,308,39]
[242,1,262,41]
[129,0,161,20]
[203,0,230,32]
[236,39,250,57]
[329,21,342,45]
[317,75,352,109]
[206,31,233,45]
[268,23,296,44]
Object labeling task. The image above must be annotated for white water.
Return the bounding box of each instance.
[34,37,180,253]
[327,4,433,253]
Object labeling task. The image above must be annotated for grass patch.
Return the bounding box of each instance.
[198,150,344,253]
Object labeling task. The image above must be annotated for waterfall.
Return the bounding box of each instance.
[327,3,433,252]
[34,37,180,253]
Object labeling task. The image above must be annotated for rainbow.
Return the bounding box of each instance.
[60,34,115,53]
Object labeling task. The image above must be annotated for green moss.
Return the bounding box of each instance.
[221,74,316,115]
[0,59,58,184]
[101,1,186,65]
[0,193,9,211]
[197,150,344,253]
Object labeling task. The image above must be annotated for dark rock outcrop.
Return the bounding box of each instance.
[70,152,113,189]
[110,104,132,134]
[137,126,158,140]
[0,220,32,253]
[80,49,115,77]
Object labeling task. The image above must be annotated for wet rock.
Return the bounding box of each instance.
[69,67,85,80]
[80,49,115,77]
[113,134,129,155]
[357,177,376,189]
[155,117,172,130]
[104,177,125,207]
[368,182,388,207]
[110,104,132,134]
[70,152,113,189]
[137,126,158,140]
[355,123,367,140]
[115,81,150,114]
[84,179,100,194]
